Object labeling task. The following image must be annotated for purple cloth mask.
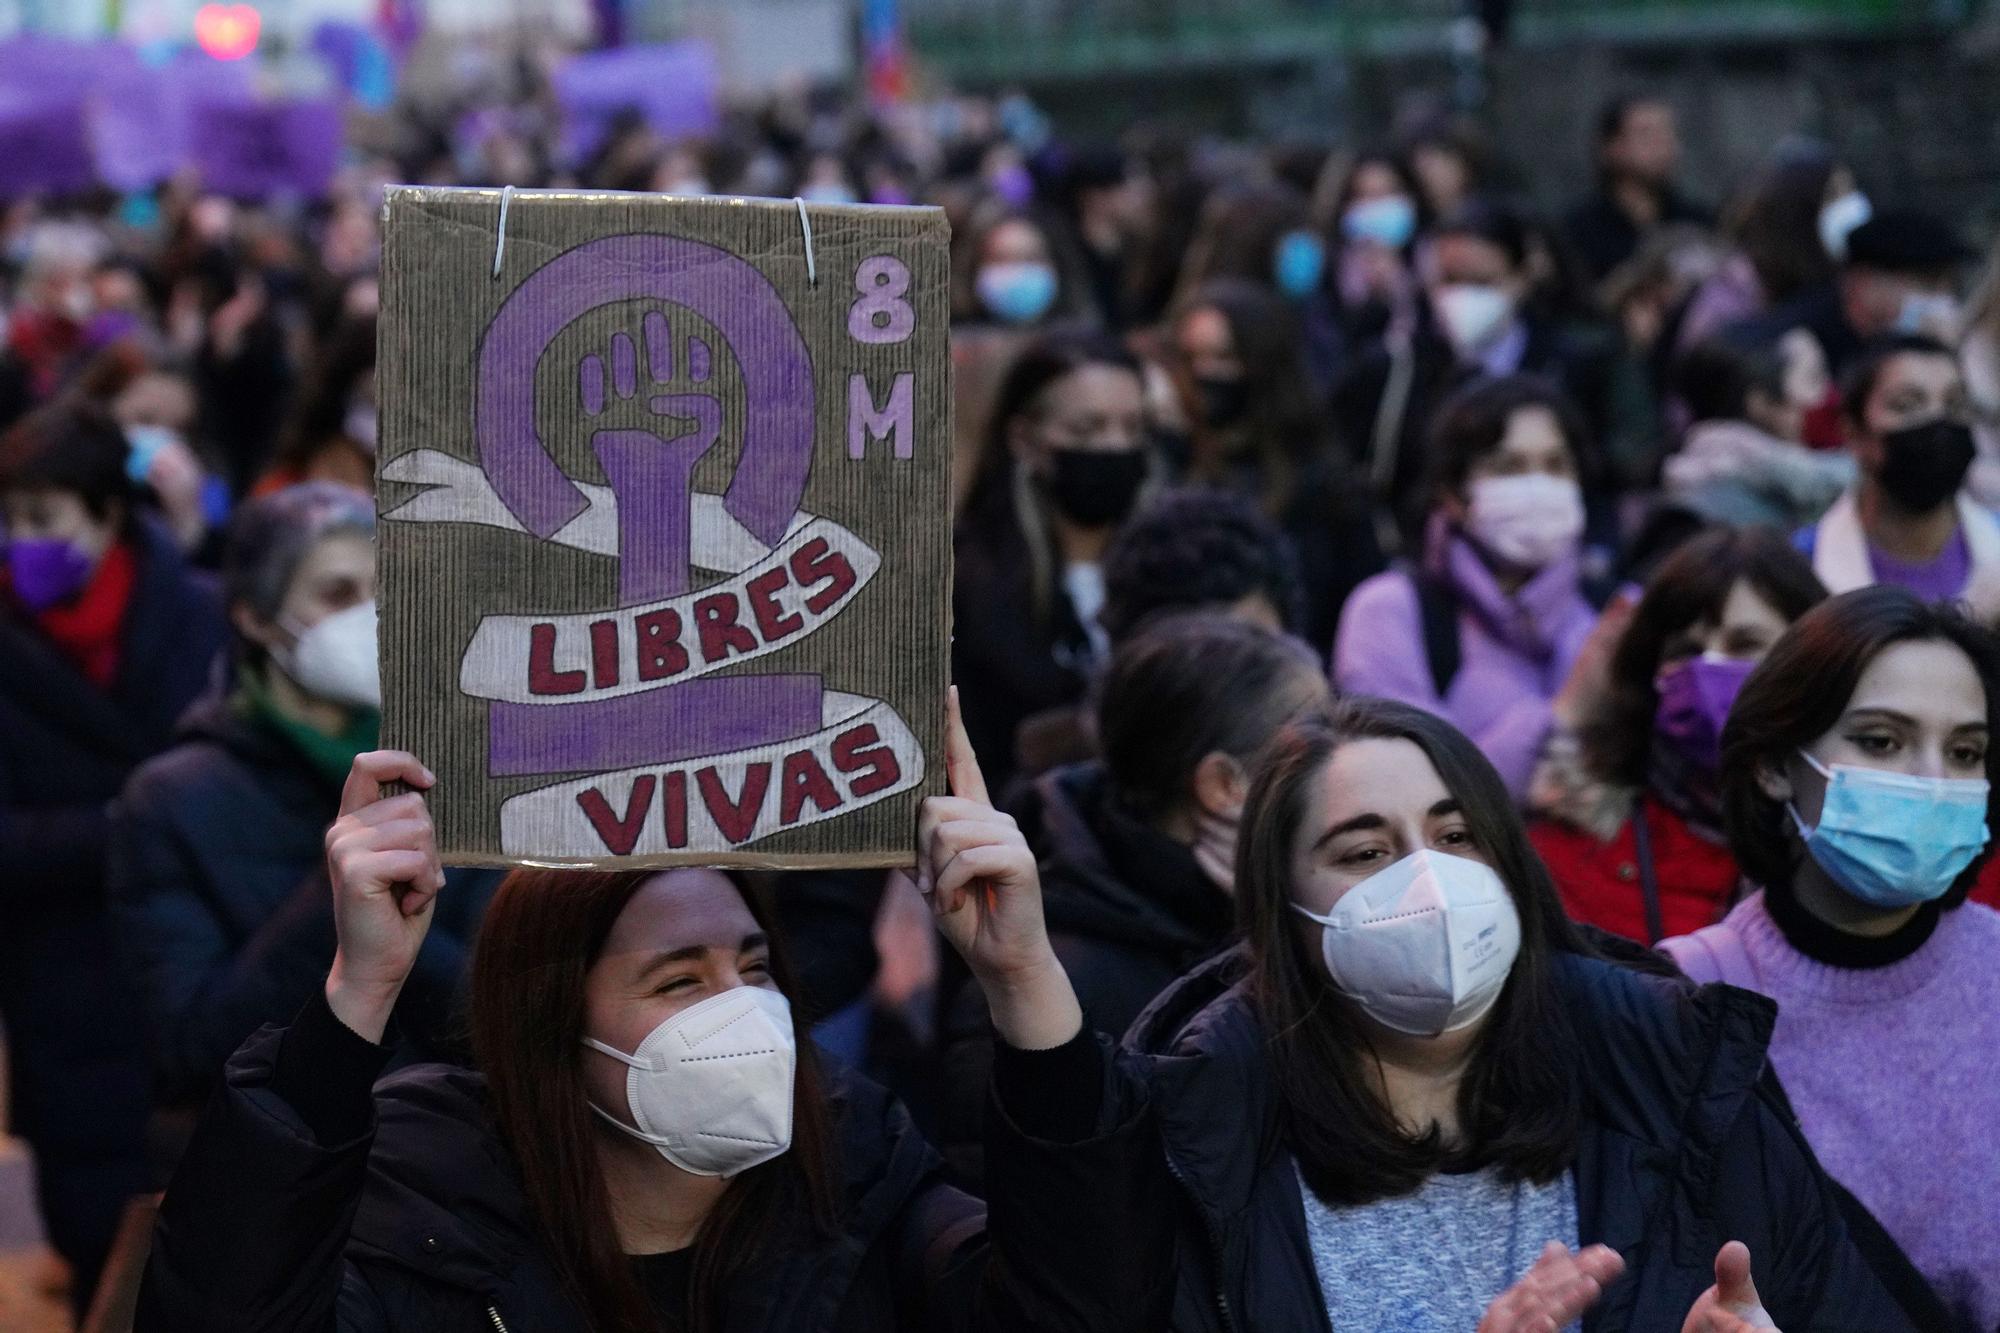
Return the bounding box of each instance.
[1653,656,1756,772]
[7,538,94,611]
[990,162,1034,208]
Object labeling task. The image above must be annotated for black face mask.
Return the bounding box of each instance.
[1877,419,1976,514]
[1043,447,1149,528]
[1194,376,1250,429]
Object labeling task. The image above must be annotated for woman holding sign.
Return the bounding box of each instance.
[138,705,1165,1333]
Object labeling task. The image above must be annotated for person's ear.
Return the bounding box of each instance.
[1191,751,1247,819]
[1754,756,1794,804]
[1440,489,1470,525]
[1008,413,1040,468]
[231,602,285,655]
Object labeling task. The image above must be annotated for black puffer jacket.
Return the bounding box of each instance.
[137,1002,1154,1333]
[940,762,1231,1180]
[995,946,1918,1332]
[0,520,226,1295]
[108,694,497,1113]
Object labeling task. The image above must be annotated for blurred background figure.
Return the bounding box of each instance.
[0,402,225,1311]
[952,327,1155,794]
[1334,375,1598,801]
[108,485,498,1170]
[1799,335,1996,608]
[1563,95,1712,285]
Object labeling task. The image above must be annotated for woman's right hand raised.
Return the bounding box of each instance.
[323,751,445,1044]
[1680,1242,1780,1333]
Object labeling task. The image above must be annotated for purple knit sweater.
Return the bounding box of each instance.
[1717,892,2000,1328]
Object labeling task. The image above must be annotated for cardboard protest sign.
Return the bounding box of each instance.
[378,188,951,868]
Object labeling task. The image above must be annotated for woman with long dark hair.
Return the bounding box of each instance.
[1165,280,1382,651]
[1662,586,2000,1329]
[1530,527,1826,943]
[921,692,1919,1330]
[139,736,1159,1332]
[953,327,1157,792]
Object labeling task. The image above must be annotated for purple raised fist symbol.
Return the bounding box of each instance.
[579,310,724,605]
[474,234,816,604]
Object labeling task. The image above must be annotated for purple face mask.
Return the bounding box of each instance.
[1654,656,1757,772]
[990,162,1035,209]
[7,538,95,612]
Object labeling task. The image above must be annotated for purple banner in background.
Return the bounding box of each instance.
[552,42,720,164]
[0,96,96,198]
[0,35,322,197]
[190,98,344,198]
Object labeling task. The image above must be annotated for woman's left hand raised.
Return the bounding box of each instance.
[1478,1241,1625,1333]
[919,687,1082,1050]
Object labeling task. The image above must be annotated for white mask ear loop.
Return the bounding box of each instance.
[581,1035,661,1072]
[1788,750,1835,837]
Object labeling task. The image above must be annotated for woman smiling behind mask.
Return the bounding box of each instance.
[1662,586,2000,1328]
[139,723,1158,1332]
[927,692,1916,1331]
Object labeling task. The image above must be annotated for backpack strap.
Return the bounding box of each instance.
[1658,920,1758,989]
[1413,572,1462,700]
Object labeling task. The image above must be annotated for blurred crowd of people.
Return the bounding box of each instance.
[1,53,1999,1333]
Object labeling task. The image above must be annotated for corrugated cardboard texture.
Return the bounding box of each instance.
[378,187,951,868]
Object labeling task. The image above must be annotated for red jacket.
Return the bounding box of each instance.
[1533,797,2000,940]
[1531,796,1740,946]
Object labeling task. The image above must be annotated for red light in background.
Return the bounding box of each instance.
[194,4,262,61]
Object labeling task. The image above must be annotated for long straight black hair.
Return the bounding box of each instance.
[1236,696,1588,1205]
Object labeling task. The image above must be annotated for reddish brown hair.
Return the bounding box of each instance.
[469,868,840,1333]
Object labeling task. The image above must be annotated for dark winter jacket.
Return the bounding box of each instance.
[940,762,1231,1181]
[1329,320,1624,544]
[0,519,227,1293]
[137,997,1153,1333]
[108,694,499,1113]
[999,945,1919,1332]
[950,487,1097,798]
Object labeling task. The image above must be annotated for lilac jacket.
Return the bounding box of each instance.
[1332,527,1596,800]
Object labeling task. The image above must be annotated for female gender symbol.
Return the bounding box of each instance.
[473,234,816,606]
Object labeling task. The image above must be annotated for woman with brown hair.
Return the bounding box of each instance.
[1529,527,1827,944]
[135,734,1152,1332]
[918,693,1921,1330]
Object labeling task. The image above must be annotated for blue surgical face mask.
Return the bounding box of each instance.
[1342,194,1418,250]
[1272,229,1327,300]
[976,261,1058,325]
[1895,290,1962,338]
[1788,750,1990,910]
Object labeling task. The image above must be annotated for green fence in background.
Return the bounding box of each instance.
[905,0,1967,83]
